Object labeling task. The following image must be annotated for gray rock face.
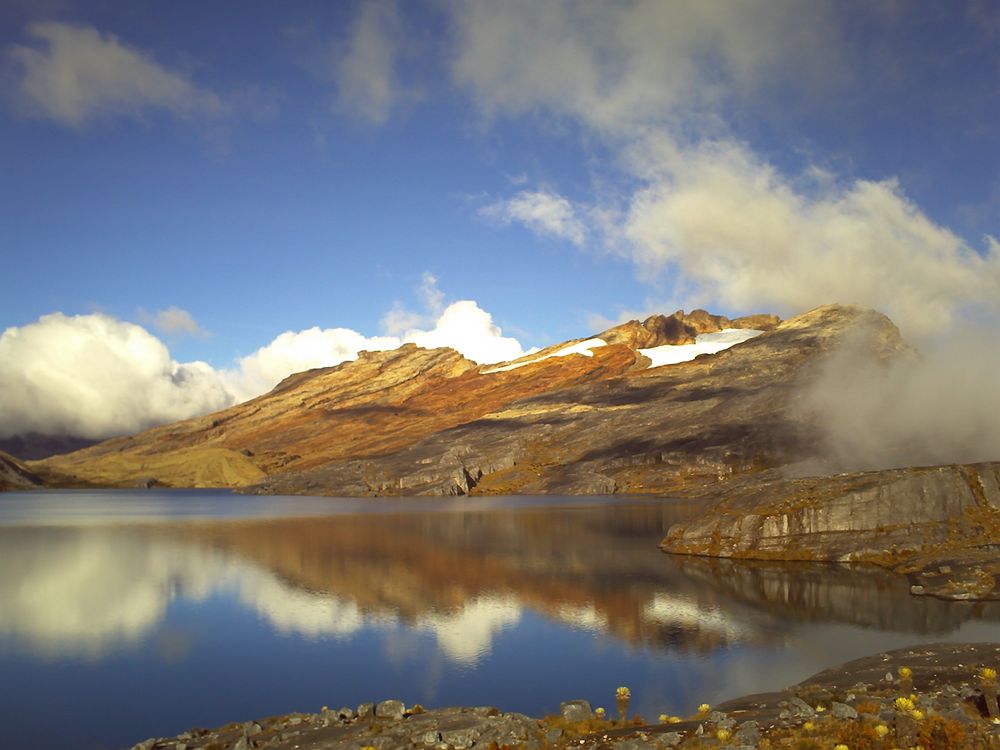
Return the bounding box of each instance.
[662,462,1000,564]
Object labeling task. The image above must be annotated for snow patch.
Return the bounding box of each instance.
[639,328,762,368]
[482,338,607,373]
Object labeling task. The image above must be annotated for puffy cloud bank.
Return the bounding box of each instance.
[0,299,528,439]
[0,312,232,439]
[615,137,1000,339]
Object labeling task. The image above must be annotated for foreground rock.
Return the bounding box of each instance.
[130,643,1000,750]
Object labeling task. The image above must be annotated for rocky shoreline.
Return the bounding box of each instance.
[661,462,1000,602]
[131,643,1000,750]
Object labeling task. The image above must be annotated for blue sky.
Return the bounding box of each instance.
[2,1,1000,437]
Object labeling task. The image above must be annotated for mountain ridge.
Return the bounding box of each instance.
[28,308,782,491]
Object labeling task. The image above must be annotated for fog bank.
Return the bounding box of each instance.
[798,325,1000,472]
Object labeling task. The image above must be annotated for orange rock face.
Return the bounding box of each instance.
[36,306,918,497]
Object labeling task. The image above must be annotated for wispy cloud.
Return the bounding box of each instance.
[480,190,587,246]
[447,0,844,133]
[332,0,412,124]
[138,306,210,339]
[4,21,227,127]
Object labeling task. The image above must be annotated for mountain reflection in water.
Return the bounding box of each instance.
[2,494,1000,750]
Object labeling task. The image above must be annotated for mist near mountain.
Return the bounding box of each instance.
[799,323,1000,473]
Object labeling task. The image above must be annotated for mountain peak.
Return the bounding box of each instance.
[599,309,780,349]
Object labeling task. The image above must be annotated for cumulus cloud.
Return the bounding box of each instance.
[4,21,226,127]
[332,0,409,124]
[0,313,232,439]
[449,3,1000,339]
[222,326,400,403]
[403,300,527,365]
[615,137,1000,338]
[225,298,529,402]
[0,292,529,438]
[480,190,586,246]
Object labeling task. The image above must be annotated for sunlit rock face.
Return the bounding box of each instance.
[254,304,901,496]
[30,307,791,495]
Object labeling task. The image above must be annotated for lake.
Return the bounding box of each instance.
[3,490,1000,750]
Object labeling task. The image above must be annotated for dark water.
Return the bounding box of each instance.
[3,490,1000,750]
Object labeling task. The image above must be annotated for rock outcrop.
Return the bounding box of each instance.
[661,462,1000,600]
[662,462,1000,561]
[597,309,778,349]
[0,450,43,491]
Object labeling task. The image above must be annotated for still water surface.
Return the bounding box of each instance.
[3,490,1000,749]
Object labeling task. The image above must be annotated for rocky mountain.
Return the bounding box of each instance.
[24,302,1000,586]
[249,304,897,496]
[29,308,783,492]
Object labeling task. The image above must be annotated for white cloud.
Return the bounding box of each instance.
[139,306,208,338]
[449,0,1000,339]
[0,291,530,439]
[225,298,529,402]
[222,326,400,403]
[403,300,527,366]
[481,190,587,246]
[616,136,1000,337]
[333,0,407,124]
[5,22,226,127]
[0,313,233,439]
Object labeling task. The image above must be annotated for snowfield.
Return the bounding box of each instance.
[482,338,607,373]
[481,328,762,374]
[639,328,763,368]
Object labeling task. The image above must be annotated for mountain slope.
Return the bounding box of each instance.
[254,304,904,496]
[32,309,775,490]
